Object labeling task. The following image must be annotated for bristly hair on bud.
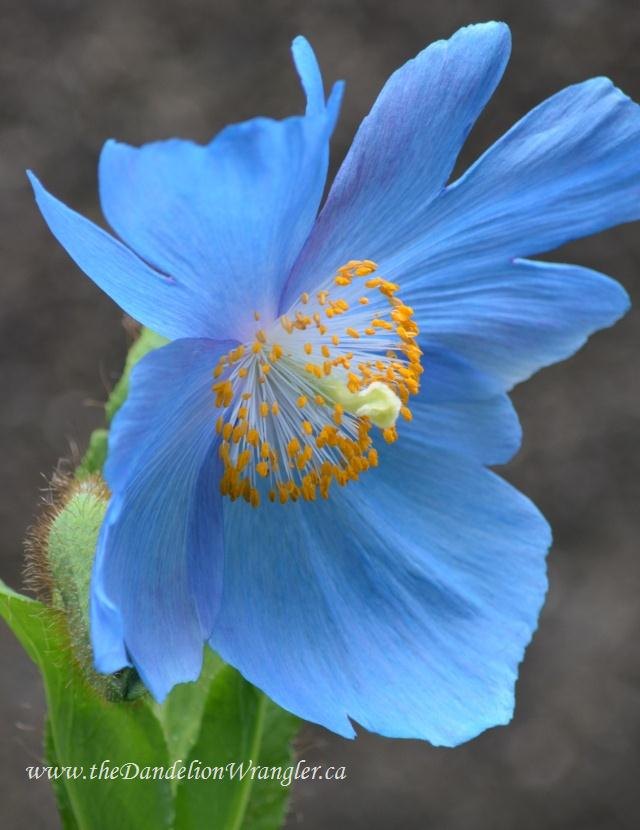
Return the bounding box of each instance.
[23,466,96,602]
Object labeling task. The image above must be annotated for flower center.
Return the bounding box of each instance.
[211,260,422,506]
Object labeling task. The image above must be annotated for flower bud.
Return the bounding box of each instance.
[26,473,146,701]
[46,476,107,660]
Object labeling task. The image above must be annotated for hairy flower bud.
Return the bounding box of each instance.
[26,473,145,700]
[46,477,107,654]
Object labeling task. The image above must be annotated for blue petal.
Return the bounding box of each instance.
[289,63,640,311]
[416,258,630,388]
[412,345,521,464]
[291,35,325,115]
[91,338,230,700]
[99,51,343,341]
[28,172,211,341]
[281,22,511,308]
[212,446,550,746]
[394,77,640,282]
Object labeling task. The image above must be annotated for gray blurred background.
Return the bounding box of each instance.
[1,0,639,827]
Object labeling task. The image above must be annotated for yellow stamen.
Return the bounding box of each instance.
[211,257,420,507]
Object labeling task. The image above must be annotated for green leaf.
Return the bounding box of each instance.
[0,581,173,830]
[44,717,80,830]
[105,327,168,422]
[174,666,300,830]
[153,650,224,784]
[242,703,300,830]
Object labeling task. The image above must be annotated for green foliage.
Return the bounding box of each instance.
[44,717,83,830]
[1,325,301,829]
[153,650,224,774]
[0,582,173,830]
[174,667,300,830]
[242,702,301,830]
[1,579,300,829]
[76,429,109,479]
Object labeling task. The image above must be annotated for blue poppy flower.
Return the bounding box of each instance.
[29,22,636,746]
